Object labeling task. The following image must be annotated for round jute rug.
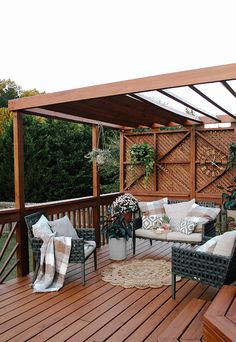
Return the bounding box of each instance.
[101,259,181,289]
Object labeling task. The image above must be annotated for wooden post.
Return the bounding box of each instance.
[119,130,124,192]
[92,124,101,247]
[13,111,29,276]
[190,126,196,199]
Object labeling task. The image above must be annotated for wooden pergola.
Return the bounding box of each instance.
[4,63,236,279]
[0,63,236,341]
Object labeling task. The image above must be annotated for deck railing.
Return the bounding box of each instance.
[0,192,121,283]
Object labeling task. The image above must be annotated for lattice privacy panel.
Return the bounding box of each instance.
[124,134,155,192]
[123,127,235,201]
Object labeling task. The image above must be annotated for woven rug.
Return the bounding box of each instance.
[101,259,181,289]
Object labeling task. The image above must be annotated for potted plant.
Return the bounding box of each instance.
[129,142,155,185]
[218,179,236,220]
[85,148,112,166]
[217,141,236,221]
[102,194,139,260]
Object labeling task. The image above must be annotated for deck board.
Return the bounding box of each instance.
[0,239,218,341]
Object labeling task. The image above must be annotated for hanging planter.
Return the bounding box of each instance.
[129,142,155,184]
[85,148,111,165]
[84,124,112,166]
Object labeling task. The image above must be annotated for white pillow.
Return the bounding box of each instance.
[139,197,168,215]
[188,205,220,220]
[142,214,164,230]
[32,214,52,239]
[176,218,197,235]
[49,215,78,238]
[163,199,195,229]
[213,230,236,257]
[184,216,210,233]
[196,236,221,253]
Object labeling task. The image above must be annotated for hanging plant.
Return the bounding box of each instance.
[84,124,112,166]
[129,142,155,184]
[85,148,112,166]
[228,141,236,170]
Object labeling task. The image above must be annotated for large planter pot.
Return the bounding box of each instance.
[227,209,236,221]
[109,237,127,260]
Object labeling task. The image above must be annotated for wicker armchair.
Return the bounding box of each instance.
[171,241,236,299]
[25,211,97,285]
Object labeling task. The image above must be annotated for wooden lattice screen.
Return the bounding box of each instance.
[121,125,236,203]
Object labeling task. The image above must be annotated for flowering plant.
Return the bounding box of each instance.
[112,194,139,215]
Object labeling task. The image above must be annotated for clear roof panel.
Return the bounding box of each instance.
[195,82,236,114]
[227,80,236,92]
[141,90,191,114]
[165,86,226,116]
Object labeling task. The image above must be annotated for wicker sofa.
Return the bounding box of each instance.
[172,238,236,299]
[132,199,219,255]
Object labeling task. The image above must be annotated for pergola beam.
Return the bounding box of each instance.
[8,63,236,111]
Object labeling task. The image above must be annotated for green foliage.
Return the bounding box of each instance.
[0,79,21,107]
[102,214,132,240]
[218,178,236,210]
[85,148,112,165]
[129,142,155,183]
[228,141,236,170]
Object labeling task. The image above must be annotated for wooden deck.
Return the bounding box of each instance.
[0,240,218,341]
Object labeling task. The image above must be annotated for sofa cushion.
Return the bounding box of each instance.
[163,199,195,229]
[176,217,197,235]
[32,214,52,239]
[135,228,167,240]
[167,231,202,243]
[138,197,168,216]
[142,214,164,230]
[213,230,236,257]
[196,236,221,253]
[49,215,78,238]
[188,204,220,220]
[84,241,96,258]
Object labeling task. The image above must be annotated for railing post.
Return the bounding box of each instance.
[92,124,101,247]
[13,111,29,276]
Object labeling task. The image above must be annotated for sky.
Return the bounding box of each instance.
[1,0,236,94]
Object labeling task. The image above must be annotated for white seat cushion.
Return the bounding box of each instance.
[135,228,167,240]
[84,241,96,258]
[49,215,78,239]
[167,231,202,243]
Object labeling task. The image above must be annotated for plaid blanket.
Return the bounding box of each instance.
[33,235,72,292]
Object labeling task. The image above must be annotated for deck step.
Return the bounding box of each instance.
[157,298,209,341]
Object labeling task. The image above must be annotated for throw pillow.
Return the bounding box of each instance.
[213,230,236,257]
[142,214,164,230]
[49,215,78,238]
[184,216,210,233]
[163,199,195,229]
[188,205,220,220]
[176,217,197,235]
[32,214,52,239]
[196,236,221,253]
[139,197,168,216]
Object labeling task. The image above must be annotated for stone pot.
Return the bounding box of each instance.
[109,237,127,260]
